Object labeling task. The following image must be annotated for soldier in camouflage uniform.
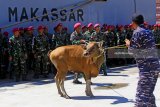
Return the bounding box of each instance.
[52,23,68,48]
[70,23,87,45]
[82,25,87,35]
[70,22,87,84]
[116,26,128,65]
[1,32,9,79]
[90,24,107,76]
[44,26,55,75]
[19,27,25,37]
[19,27,27,45]
[126,24,133,40]
[33,26,49,78]
[106,26,117,47]
[105,26,117,67]
[63,27,71,45]
[84,23,95,40]
[117,26,126,45]
[44,26,53,49]
[101,24,107,32]
[25,26,35,78]
[152,24,160,44]
[9,28,27,82]
[113,26,118,46]
[126,14,160,107]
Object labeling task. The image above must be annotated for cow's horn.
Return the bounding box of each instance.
[97,41,104,48]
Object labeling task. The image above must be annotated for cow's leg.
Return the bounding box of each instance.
[59,71,70,99]
[86,79,94,97]
[84,73,94,97]
[55,72,63,96]
[60,77,71,99]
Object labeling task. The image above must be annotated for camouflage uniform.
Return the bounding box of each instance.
[90,31,107,76]
[44,32,53,49]
[1,34,9,79]
[153,29,160,44]
[33,33,49,78]
[90,31,103,42]
[70,31,86,45]
[113,30,118,46]
[52,31,68,48]
[9,35,27,81]
[106,30,116,47]
[116,30,127,65]
[62,28,71,45]
[65,32,71,45]
[126,29,133,40]
[84,30,94,41]
[117,30,126,45]
[82,26,88,35]
[25,33,35,75]
[105,30,118,67]
[44,31,55,75]
[128,26,160,107]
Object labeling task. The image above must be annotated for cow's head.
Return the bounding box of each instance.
[83,41,104,57]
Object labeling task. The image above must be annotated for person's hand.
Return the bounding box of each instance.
[91,36,95,39]
[80,40,86,43]
[125,39,130,47]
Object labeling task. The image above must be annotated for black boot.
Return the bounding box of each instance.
[43,73,48,78]
[73,80,82,84]
[15,74,20,82]
[73,73,82,84]
[33,74,39,79]
[103,71,107,76]
[102,68,107,76]
[33,69,40,79]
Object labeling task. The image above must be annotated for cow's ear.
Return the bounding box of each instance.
[80,44,87,50]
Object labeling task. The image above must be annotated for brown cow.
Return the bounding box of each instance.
[49,42,105,99]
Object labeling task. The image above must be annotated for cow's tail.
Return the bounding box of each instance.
[47,50,57,76]
[47,50,52,58]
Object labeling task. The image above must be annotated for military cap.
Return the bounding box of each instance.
[87,23,93,28]
[12,28,20,33]
[82,25,87,29]
[57,23,62,27]
[27,26,34,31]
[38,25,44,30]
[94,24,100,28]
[3,31,9,36]
[74,22,81,30]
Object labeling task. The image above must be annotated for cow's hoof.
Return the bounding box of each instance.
[64,95,71,99]
[86,92,94,97]
[60,94,64,97]
[59,92,63,97]
[90,95,95,98]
